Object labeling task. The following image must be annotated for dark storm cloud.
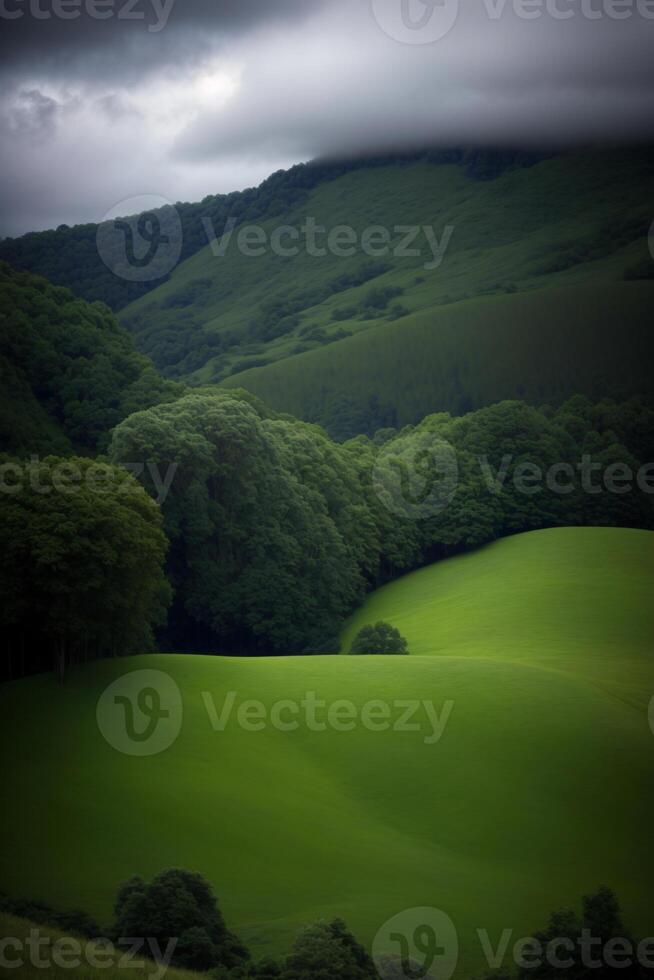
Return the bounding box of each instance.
[0,0,328,80]
[1,0,654,236]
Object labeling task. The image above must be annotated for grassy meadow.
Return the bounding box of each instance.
[1,527,653,978]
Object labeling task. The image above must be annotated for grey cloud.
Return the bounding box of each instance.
[6,89,62,140]
[94,92,142,121]
[175,0,654,165]
[1,0,654,236]
[0,0,329,82]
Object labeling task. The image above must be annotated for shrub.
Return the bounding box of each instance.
[349,622,409,655]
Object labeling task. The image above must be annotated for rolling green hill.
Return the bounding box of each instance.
[112,147,654,433]
[341,526,654,709]
[1,528,653,978]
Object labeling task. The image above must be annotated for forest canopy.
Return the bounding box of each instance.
[108,390,654,656]
[0,262,181,455]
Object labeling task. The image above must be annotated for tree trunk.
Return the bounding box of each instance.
[55,638,67,684]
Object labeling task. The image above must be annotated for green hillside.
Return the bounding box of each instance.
[0,913,203,979]
[342,526,654,708]
[221,279,654,433]
[0,150,545,312]
[114,148,654,432]
[1,528,653,978]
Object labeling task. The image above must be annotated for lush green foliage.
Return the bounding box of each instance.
[349,622,409,655]
[479,888,643,980]
[0,262,181,455]
[114,869,248,972]
[108,391,378,652]
[2,889,645,980]
[213,918,378,980]
[279,919,378,980]
[108,390,653,653]
[0,456,170,680]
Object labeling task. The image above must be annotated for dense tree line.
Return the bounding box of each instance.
[2,378,652,675]
[3,875,645,980]
[107,389,654,656]
[0,262,181,455]
[0,456,170,681]
[0,149,548,312]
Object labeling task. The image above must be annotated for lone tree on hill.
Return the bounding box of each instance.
[349,622,409,655]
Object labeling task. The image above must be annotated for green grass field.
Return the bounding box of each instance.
[1,528,653,977]
[341,526,654,709]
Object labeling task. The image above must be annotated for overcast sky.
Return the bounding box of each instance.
[1,0,653,236]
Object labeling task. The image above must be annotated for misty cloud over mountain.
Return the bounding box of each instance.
[1,0,653,235]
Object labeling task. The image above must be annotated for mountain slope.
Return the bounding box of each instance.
[116,147,654,433]
[1,528,653,977]
[0,149,542,311]
[221,278,654,434]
